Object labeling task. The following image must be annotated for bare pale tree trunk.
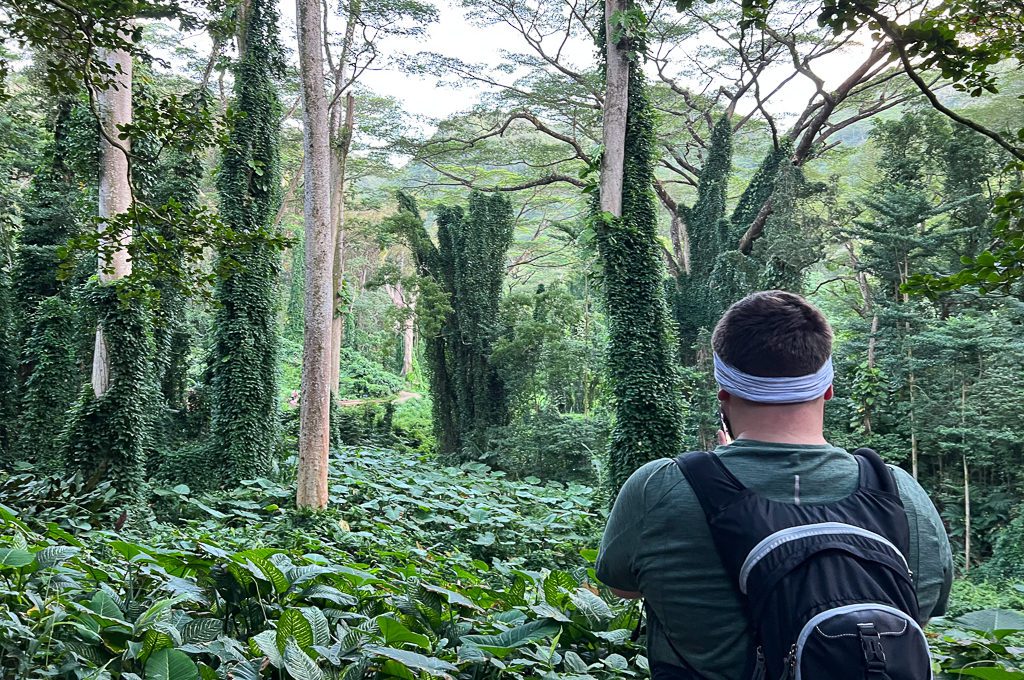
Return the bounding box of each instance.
[385,280,415,376]
[92,47,133,397]
[296,0,333,510]
[899,255,919,480]
[329,93,355,396]
[845,241,878,434]
[401,315,414,376]
[600,0,628,218]
[961,380,970,573]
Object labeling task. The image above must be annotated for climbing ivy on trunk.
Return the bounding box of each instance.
[595,20,684,492]
[386,191,513,460]
[209,0,284,485]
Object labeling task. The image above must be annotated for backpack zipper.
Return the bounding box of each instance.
[738,522,910,593]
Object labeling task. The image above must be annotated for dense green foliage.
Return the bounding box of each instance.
[673,115,733,358]
[209,0,285,485]
[0,447,1021,679]
[0,447,640,679]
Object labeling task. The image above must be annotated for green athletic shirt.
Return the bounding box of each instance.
[596,440,953,680]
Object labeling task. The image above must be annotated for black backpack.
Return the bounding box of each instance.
[671,447,931,680]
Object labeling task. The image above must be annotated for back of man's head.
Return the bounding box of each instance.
[712,290,833,379]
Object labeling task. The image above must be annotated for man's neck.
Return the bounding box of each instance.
[726,399,828,446]
[731,429,828,446]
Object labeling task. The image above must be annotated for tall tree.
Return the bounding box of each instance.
[295,0,334,509]
[673,114,732,359]
[596,10,683,492]
[11,99,92,469]
[320,0,435,396]
[209,0,284,484]
[61,41,157,508]
[385,191,514,459]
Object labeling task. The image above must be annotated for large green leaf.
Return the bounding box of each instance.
[460,619,561,658]
[420,582,483,611]
[278,608,315,654]
[569,588,613,625]
[144,648,199,680]
[301,607,331,647]
[302,584,357,607]
[238,553,290,594]
[955,610,1024,638]
[182,618,223,644]
[364,645,457,678]
[0,548,34,568]
[88,591,127,624]
[141,630,174,660]
[251,629,283,668]
[376,615,431,651]
[283,638,325,680]
[34,545,80,569]
[134,597,182,634]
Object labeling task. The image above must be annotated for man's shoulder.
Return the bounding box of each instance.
[615,457,696,511]
[886,463,940,509]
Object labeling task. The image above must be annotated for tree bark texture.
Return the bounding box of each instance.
[600,0,628,218]
[92,47,133,397]
[296,0,333,509]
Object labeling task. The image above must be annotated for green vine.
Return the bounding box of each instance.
[674,115,733,359]
[63,279,157,510]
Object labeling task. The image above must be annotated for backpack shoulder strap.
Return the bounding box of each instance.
[673,451,749,520]
[852,447,898,495]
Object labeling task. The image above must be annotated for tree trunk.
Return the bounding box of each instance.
[92,46,133,397]
[296,0,333,510]
[961,380,970,573]
[600,0,628,218]
[329,93,355,396]
[402,315,414,376]
[385,281,415,377]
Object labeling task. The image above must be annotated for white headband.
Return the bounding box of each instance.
[713,353,833,404]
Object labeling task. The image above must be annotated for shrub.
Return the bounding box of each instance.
[980,508,1024,583]
[945,579,1024,618]
[485,410,608,484]
[338,347,404,399]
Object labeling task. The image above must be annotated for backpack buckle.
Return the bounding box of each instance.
[857,623,887,675]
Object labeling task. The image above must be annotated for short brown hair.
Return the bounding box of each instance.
[711,291,832,377]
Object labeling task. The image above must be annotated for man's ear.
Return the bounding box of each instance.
[718,389,731,403]
[824,385,834,401]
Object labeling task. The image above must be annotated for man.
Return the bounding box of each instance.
[596,290,952,680]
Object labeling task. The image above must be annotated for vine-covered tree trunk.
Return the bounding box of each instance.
[596,15,683,492]
[210,0,283,485]
[64,42,155,510]
[0,268,14,464]
[674,115,732,359]
[385,192,512,459]
[296,0,334,509]
[92,46,133,396]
